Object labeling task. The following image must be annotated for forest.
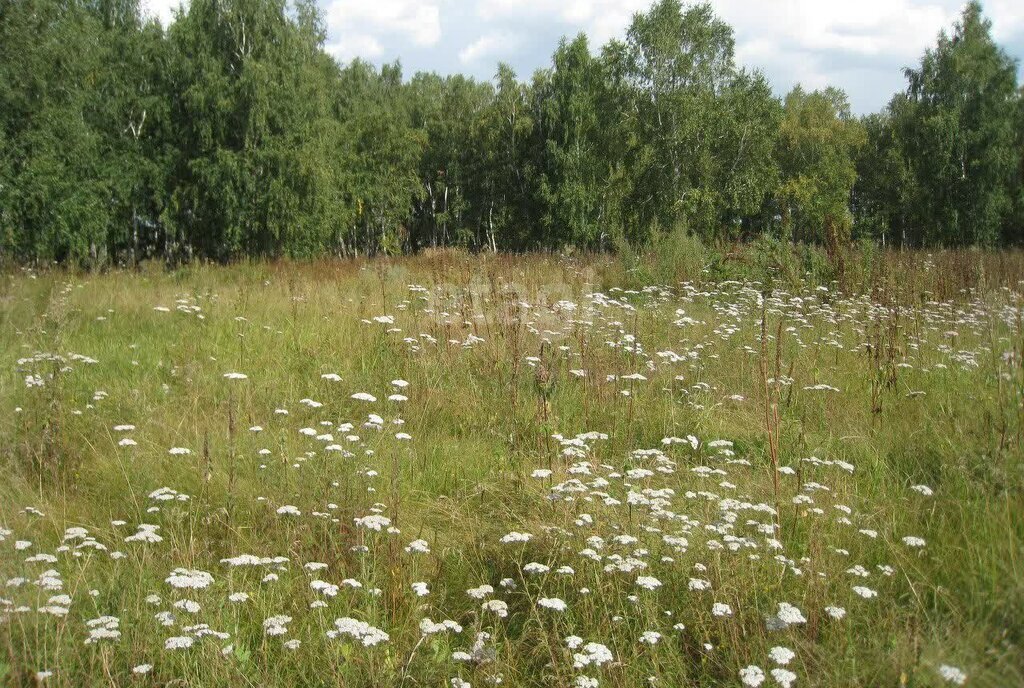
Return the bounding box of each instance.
[0,0,1022,264]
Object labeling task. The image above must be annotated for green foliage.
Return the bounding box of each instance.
[862,2,1020,247]
[0,0,1020,264]
[776,87,865,245]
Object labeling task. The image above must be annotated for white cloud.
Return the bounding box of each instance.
[140,0,185,26]
[324,0,441,64]
[326,34,384,62]
[458,31,522,64]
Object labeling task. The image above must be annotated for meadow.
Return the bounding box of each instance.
[0,250,1022,687]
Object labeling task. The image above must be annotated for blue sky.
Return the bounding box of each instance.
[144,0,1024,114]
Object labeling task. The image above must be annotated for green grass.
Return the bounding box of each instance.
[0,253,1022,687]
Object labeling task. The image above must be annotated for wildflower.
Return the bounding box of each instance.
[405,539,430,554]
[910,484,934,496]
[902,536,926,548]
[328,617,389,646]
[132,665,152,674]
[572,642,613,668]
[482,600,508,617]
[351,392,377,402]
[538,598,567,612]
[411,582,429,596]
[740,665,766,687]
[711,602,733,617]
[84,616,121,644]
[223,372,248,380]
[228,592,250,603]
[467,584,494,599]
[263,615,291,636]
[173,599,201,613]
[773,603,807,627]
[639,631,661,645]
[354,514,391,531]
[283,639,301,650]
[499,531,532,544]
[165,636,194,650]
[165,569,214,590]
[937,665,967,685]
[636,576,662,590]
[523,562,550,574]
[769,647,795,665]
[825,606,846,620]
[771,668,797,688]
[852,586,877,599]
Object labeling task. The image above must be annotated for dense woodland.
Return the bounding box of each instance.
[1,0,1022,264]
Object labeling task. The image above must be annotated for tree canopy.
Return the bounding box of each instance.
[0,0,1020,264]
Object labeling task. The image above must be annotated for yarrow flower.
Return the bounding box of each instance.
[712,602,733,617]
[328,617,389,646]
[639,631,661,645]
[740,665,766,687]
[165,636,194,650]
[636,576,662,590]
[537,597,567,612]
[771,668,797,688]
[769,646,795,665]
[937,665,967,685]
[572,642,613,668]
[499,531,532,544]
[165,568,214,590]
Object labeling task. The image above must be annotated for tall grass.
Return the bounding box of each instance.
[0,250,1021,687]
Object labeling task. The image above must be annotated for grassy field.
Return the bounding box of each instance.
[1,252,1022,687]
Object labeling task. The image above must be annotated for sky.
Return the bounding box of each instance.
[142,0,1024,114]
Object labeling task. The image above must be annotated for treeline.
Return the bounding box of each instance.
[0,0,1021,264]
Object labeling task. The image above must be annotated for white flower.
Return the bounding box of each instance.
[467,584,494,599]
[165,568,214,590]
[499,532,532,544]
[740,665,766,687]
[902,536,926,548]
[572,642,613,668]
[538,598,567,612]
[351,392,377,402]
[639,631,661,645]
[263,615,292,636]
[411,581,429,596]
[937,665,967,685]
[328,617,389,646]
[825,606,846,620]
[852,586,877,599]
[276,505,301,516]
[223,372,248,380]
[228,592,250,603]
[354,514,391,531]
[132,664,152,675]
[910,484,934,496]
[165,636,194,650]
[405,539,430,554]
[636,576,662,590]
[769,646,795,665]
[773,602,807,626]
[481,600,508,617]
[169,447,191,455]
[771,668,797,688]
[711,602,733,617]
